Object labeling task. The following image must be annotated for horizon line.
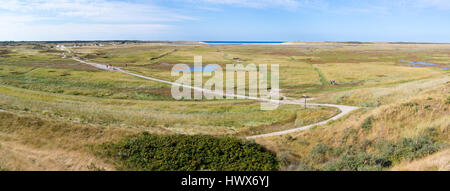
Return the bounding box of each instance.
[1,40,450,44]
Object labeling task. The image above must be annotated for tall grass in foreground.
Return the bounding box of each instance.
[0,111,132,170]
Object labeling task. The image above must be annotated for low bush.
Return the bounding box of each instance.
[392,136,440,160]
[99,133,279,171]
[375,135,440,161]
[402,102,419,107]
[360,116,373,130]
[310,134,440,171]
[322,152,386,171]
[307,143,333,163]
[0,49,11,56]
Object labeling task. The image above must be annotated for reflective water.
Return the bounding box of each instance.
[400,60,435,66]
[178,65,220,72]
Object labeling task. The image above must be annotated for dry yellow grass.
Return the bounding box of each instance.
[255,80,450,169]
[0,111,133,171]
[0,140,114,171]
[316,75,450,107]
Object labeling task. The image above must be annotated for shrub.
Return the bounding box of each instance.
[360,116,373,130]
[374,139,396,157]
[277,150,293,166]
[322,151,386,171]
[0,49,12,57]
[99,133,279,171]
[316,135,440,171]
[340,127,358,143]
[373,156,392,168]
[445,96,450,104]
[307,143,333,163]
[392,136,440,160]
[375,136,440,161]
[423,127,439,139]
[402,102,419,107]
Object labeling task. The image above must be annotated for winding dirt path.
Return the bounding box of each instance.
[70,56,359,139]
[246,102,358,139]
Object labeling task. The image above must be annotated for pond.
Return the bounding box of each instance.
[202,41,285,44]
[177,65,220,72]
[202,41,285,46]
[400,60,449,70]
[401,60,436,66]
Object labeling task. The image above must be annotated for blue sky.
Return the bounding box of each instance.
[1,0,450,42]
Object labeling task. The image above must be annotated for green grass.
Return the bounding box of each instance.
[237,106,340,136]
[312,64,329,86]
[0,65,173,101]
[81,45,171,65]
[0,84,310,135]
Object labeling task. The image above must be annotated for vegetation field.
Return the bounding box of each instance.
[98,133,279,171]
[0,41,448,171]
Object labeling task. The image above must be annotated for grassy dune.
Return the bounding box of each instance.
[256,81,449,171]
[391,149,449,171]
[0,111,133,170]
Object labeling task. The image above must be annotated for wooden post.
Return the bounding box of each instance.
[301,94,309,108]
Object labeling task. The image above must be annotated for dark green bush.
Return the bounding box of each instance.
[99,133,279,171]
[360,116,373,130]
[402,102,419,107]
[392,136,440,160]
[0,49,11,55]
[315,134,440,171]
[375,135,439,161]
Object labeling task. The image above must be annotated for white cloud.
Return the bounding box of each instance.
[0,21,172,41]
[184,0,327,10]
[201,0,300,8]
[0,0,195,22]
[0,0,190,40]
[414,0,450,10]
[190,0,450,12]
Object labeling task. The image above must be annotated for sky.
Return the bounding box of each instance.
[1,0,450,42]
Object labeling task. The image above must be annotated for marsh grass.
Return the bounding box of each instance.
[0,84,308,135]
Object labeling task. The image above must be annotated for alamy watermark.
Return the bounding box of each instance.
[171,56,280,110]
